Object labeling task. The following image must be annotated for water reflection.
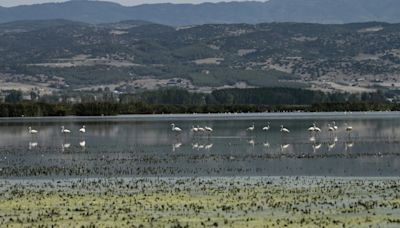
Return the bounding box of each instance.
[1,113,400,177]
[28,142,38,150]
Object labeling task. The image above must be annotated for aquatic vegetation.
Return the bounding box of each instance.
[1,177,400,227]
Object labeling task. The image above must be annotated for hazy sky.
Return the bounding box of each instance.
[0,0,256,7]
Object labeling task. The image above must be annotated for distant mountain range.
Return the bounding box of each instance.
[0,0,400,26]
[1,19,400,94]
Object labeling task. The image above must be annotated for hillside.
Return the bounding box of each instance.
[1,20,400,94]
[0,0,400,26]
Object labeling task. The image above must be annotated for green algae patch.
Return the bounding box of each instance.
[1,177,400,227]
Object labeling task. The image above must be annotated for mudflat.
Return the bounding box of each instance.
[1,176,400,227]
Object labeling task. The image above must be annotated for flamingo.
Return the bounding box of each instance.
[327,124,335,137]
[345,123,353,137]
[280,125,290,134]
[79,125,86,133]
[205,126,213,132]
[328,124,335,132]
[205,126,213,136]
[191,126,199,133]
[246,122,255,132]
[262,122,270,131]
[28,127,38,134]
[197,125,205,133]
[171,123,182,134]
[345,124,353,132]
[61,126,71,134]
[313,123,321,133]
[332,121,338,131]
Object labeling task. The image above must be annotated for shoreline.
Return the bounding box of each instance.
[0,110,399,122]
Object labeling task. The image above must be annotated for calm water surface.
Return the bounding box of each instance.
[1,112,400,178]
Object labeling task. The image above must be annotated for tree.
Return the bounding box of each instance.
[5,90,23,103]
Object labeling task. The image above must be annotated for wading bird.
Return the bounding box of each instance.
[332,121,338,131]
[247,122,255,132]
[205,126,213,135]
[28,127,38,135]
[171,123,182,134]
[280,125,290,134]
[262,122,270,131]
[61,126,71,134]
[345,123,353,137]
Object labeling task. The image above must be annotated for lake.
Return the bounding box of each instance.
[1,112,400,178]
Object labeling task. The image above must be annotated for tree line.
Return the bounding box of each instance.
[0,87,395,117]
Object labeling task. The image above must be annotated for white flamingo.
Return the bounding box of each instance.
[191,125,199,133]
[332,121,338,131]
[345,123,353,137]
[246,122,255,132]
[328,124,335,132]
[262,122,270,131]
[61,126,71,134]
[171,123,182,134]
[280,125,290,134]
[328,123,335,137]
[205,126,213,136]
[345,123,353,132]
[79,125,86,133]
[28,127,38,134]
[197,125,205,133]
[313,123,321,133]
[205,126,213,133]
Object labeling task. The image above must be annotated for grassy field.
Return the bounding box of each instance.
[1,177,400,227]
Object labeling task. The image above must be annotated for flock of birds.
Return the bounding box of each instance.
[28,125,86,135]
[170,121,355,152]
[171,121,354,136]
[27,125,87,150]
[25,121,354,152]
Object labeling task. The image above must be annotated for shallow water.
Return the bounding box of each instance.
[1,112,400,178]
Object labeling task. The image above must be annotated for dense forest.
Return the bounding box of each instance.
[0,87,394,117]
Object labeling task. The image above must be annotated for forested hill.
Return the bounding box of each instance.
[1,0,400,26]
[1,20,400,93]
